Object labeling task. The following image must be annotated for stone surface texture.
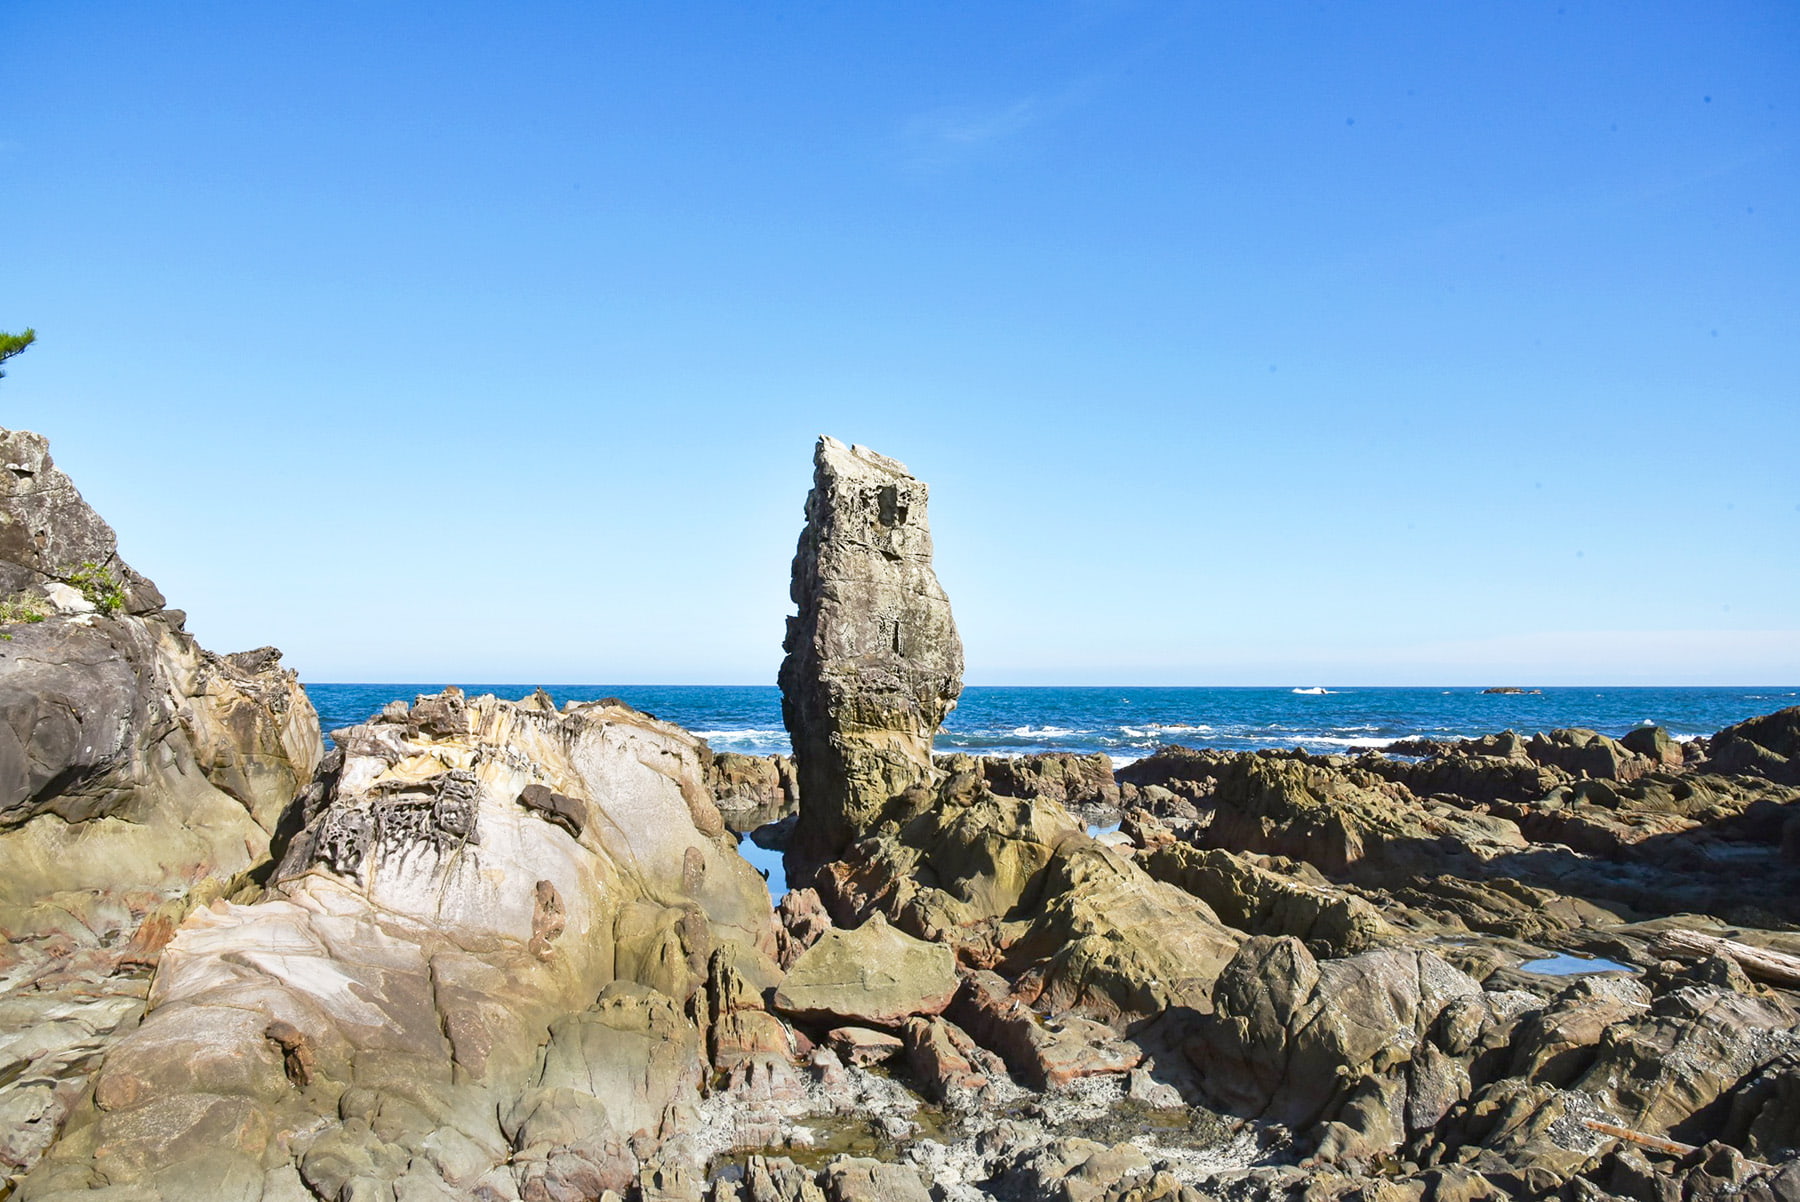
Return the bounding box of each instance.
[0,427,321,1185]
[778,436,962,864]
[9,432,1800,1202]
[18,689,774,1200]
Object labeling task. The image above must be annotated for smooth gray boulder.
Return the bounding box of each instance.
[778,436,963,864]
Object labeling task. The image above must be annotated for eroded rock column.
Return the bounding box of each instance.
[779,436,963,863]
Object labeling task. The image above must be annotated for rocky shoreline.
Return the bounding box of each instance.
[0,430,1796,1202]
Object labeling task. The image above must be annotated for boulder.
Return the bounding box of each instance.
[1190,935,1489,1132]
[772,913,958,1029]
[1706,707,1800,784]
[901,1015,1002,1105]
[778,437,962,863]
[19,691,771,1201]
[946,970,1142,1089]
[1141,843,1399,956]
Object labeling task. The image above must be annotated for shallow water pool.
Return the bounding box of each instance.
[1519,952,1637,976]
[736,832,788,901]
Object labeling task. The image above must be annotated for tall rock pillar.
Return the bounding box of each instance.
[779,437,963,864]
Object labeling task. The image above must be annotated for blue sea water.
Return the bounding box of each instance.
[303,683,1795,766]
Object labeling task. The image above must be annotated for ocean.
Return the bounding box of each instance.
[303,684,1796,766]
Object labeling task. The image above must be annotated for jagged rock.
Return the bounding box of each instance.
[1508,976,1653,1087]
[946,970,1142,1089]
[1201,757,1528,882]
[1569,980,1800,1145]
[1190,935,1490,1136]
[826,1026,904,1067]
[18,691,770,1200]
[992,1138,1155,1202]
[778,437,963,864]
[707,943,796,1073]
[0,428,322,1184]
[1008,841,1243,1023]
[709,752,800,832]
[772,913,958,1029]
[902,1014,1003,1105]
[968,752,1121,811]
[0,428,162,612]
[773,887,834,970]
[1525,728,1656,783]
[1706,707,1800,784]
[1141,843,1399,956]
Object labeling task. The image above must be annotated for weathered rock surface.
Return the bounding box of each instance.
[12,433,1800,1201]
[778,437,963,865]
[772,913,958,1029]
[17,690,772,1200]
[0,427,322,1185]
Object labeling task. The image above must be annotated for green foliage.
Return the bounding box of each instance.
[0,328,35,379]
[68,561,126,614]
[0,593,51,626]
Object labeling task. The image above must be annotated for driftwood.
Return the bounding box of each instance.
[1582,1119,1696,1158]
[1582,1119,1779,1173]
[1649,929,1800,988]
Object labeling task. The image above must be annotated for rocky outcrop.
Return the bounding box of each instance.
[19,689,774,1200]
[0,428,321,1184]
[1705,706,1800,784]
[12,430,1800,1201]
[778,437,963,864]
[1190,936,1495,1155]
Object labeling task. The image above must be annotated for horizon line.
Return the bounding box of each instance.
[302,681,1800,690]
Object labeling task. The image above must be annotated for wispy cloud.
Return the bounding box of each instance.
[907,97,1045,149]
[898,79,1100,173]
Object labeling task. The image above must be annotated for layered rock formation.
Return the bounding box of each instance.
[778,437,962,864]
[0,428,321,1181]
[20,689,775,1200]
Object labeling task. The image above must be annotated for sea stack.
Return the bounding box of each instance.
[778,436,963,864]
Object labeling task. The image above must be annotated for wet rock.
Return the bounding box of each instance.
[710,753,799,832]
[778,437,963,864]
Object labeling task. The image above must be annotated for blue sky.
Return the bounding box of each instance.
[3,2,1795,684]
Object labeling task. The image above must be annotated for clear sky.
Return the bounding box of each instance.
[3,2,1795,685]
